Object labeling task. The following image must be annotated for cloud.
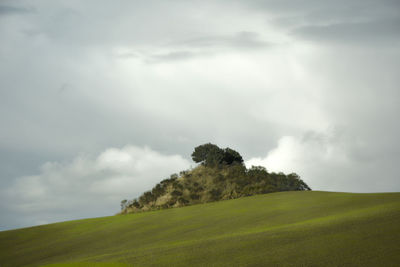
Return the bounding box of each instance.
[145,51,199,63]
[246,130,400,193]
[0,5,32,16]
[117,31,271,63]
[246,130,349,173]
[0,145,190,229]
[236,0,400,45]
[174,31,270,49]
[293,18,400,44]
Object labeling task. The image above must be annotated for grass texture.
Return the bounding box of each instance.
[1,191,399,266]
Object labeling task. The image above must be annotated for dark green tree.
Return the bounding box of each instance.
[191,143,244,167]
[222,147,244,165]
[191,143,224,166]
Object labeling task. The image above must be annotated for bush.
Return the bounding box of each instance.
[190,193,200,200]
[178,197,189,205]
[209,188,222,201]
[171,190,183,197]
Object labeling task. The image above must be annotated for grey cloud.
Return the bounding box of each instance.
[116,52,140,59]
[293,18,400,44]
[236,0,400,44]
[175,31,270,49]
[239,0,399,19]
[146,51,198,63]
[58,82,72,94]
[0,5,32,16]
[118,31,270,63]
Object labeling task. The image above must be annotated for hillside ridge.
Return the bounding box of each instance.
[120,143,310,213]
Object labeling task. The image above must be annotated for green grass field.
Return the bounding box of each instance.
[1,191,400,266]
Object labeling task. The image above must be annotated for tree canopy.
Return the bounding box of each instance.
[191,143,243,167]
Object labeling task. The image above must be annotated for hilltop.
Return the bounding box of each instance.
[1,191,399,266]
[120,143,310,213]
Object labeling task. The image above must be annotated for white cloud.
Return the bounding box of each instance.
[246,132,348,172]
[1,145,190,228]
[245,129,399,193]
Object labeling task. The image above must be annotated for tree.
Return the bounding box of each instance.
[130,199,140,208]
[191,143,244,167]
[222,147,244,165]
[120,199,127,211]
[191,143,224,167]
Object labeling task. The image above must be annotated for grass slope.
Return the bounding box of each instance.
[1,191,400,267]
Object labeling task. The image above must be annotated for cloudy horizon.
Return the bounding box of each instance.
[1,0,399,230]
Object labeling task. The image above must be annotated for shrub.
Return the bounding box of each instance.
[190,193,200,200]
[178,197,189,205]
[171,190,183,197]
[209,188,222,201]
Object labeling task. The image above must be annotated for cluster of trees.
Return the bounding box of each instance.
[121,143,311,213]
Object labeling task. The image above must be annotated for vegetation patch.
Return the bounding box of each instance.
[120,143,310,213]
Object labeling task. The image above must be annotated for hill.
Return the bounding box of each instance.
[1,191,400,266]
[121,164,310,213]
[120,143,310,213]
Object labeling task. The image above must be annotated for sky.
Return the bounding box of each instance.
[0,0,399,230]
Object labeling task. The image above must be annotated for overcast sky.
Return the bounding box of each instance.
[1,0,399,230]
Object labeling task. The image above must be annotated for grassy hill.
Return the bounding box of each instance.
[122,164,310,213]
[121,144,311,214]
[1,191,400,266]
